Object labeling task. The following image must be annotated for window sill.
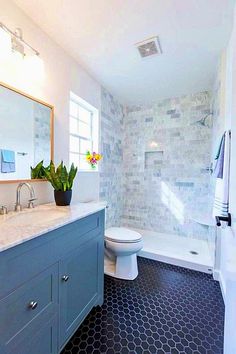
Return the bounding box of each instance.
[78,170,99,173]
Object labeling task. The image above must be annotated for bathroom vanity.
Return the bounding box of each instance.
[0,203,105,354]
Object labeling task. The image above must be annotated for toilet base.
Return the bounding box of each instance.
[104,253,138,280]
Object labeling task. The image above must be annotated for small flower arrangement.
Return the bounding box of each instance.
[86,151,102,169]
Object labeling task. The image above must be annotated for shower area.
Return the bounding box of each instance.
[100,89,217,274]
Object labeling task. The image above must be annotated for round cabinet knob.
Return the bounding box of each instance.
[62,275,69,282]
[29,301,38,310]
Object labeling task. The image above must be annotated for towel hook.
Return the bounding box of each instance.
[215,213,231,227]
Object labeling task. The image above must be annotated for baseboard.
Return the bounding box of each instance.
[214,269,226,303]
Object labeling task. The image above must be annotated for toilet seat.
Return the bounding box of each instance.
[105,227,142,244]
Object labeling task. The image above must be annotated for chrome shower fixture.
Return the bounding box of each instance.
[192,112,213,127]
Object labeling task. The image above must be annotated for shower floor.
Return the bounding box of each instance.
[131,228,214,274]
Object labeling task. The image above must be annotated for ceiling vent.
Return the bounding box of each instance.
[136,36,162,58]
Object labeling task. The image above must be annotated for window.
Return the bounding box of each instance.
[69,92,99,171]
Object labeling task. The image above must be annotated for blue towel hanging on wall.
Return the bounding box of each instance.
[214,133,225,179]
[1,149,16,173]
[213,130,231,218]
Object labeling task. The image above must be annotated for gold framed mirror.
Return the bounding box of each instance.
[0,82,54,183]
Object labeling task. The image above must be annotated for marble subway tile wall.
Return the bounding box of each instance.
[34,103,51,166]
[122,91,213,240]
[207,62,224,246]
[100,88,124,227]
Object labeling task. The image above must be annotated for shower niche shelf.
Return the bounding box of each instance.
[144,150,164,169]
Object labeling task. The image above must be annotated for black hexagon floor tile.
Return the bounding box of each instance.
[61,257,224,354]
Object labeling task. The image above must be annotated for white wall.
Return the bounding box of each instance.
[0,0,101,209]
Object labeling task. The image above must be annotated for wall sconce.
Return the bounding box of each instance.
[11,28,25,58]
[0,22,44,85]
[0,22,40,58]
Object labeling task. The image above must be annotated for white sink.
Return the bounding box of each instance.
[5,209,68,226]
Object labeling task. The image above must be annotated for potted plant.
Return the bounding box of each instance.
[43,161,78,206]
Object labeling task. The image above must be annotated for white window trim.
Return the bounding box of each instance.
[69,92,99,172]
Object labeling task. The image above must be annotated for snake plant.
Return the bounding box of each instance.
[43,161,78,191]
[31,160,49,179]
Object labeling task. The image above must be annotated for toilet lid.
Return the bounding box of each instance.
[105,227,142,243]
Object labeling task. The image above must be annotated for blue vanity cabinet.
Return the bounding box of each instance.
[60,233,104,348]
[0,209,105,354]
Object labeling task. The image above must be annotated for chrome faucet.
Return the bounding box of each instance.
[15,182,37,212]
[0,205,8,215]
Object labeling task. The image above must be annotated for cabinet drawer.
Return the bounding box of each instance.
[0,263,58,351]
[57,211,103,255]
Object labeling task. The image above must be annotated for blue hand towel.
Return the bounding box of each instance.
[214,133,225,179]
[1,149,16,173]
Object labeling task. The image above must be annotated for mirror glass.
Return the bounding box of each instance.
[0,83,53,181]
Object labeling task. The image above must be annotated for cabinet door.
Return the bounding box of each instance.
[11,315,58,354]
[60,234,104,348]
[0,263,59,354]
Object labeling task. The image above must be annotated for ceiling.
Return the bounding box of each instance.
[14,0,235,104]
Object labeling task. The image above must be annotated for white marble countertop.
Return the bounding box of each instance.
[0,201,106,253]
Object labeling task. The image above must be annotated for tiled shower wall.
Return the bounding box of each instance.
[208,61,225,245]
[211,63,225,161]
[100,88,124,227]
[100,89,214,240]
[122,92,213,239]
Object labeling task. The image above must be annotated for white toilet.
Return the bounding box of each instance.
[104,227,143,280]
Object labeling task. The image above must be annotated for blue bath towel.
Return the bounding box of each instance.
[214,133,225,179]
[213,131,231,218]
[1,149,16,173]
